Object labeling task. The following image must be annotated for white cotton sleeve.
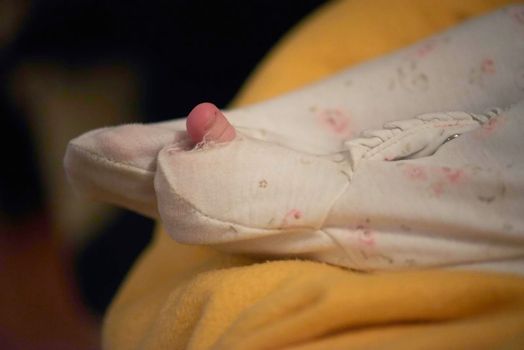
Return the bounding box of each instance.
[155,101,524,274]
[63,6,524,274]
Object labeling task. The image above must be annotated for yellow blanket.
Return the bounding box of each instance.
[103,1,524,349]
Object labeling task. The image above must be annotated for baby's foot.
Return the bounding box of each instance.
[64,102,235,218]
[186,102,236,144]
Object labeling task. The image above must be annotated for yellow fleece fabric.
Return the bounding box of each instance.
[103,1,524,349]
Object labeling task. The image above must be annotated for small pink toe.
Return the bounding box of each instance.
[186,102,236,144]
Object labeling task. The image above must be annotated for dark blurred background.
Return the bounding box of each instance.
[0,0,326,348]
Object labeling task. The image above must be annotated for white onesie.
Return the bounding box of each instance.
[65,6,524,274]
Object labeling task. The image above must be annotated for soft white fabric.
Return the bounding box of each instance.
[64,6,524,273]
[156,102,524,272]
